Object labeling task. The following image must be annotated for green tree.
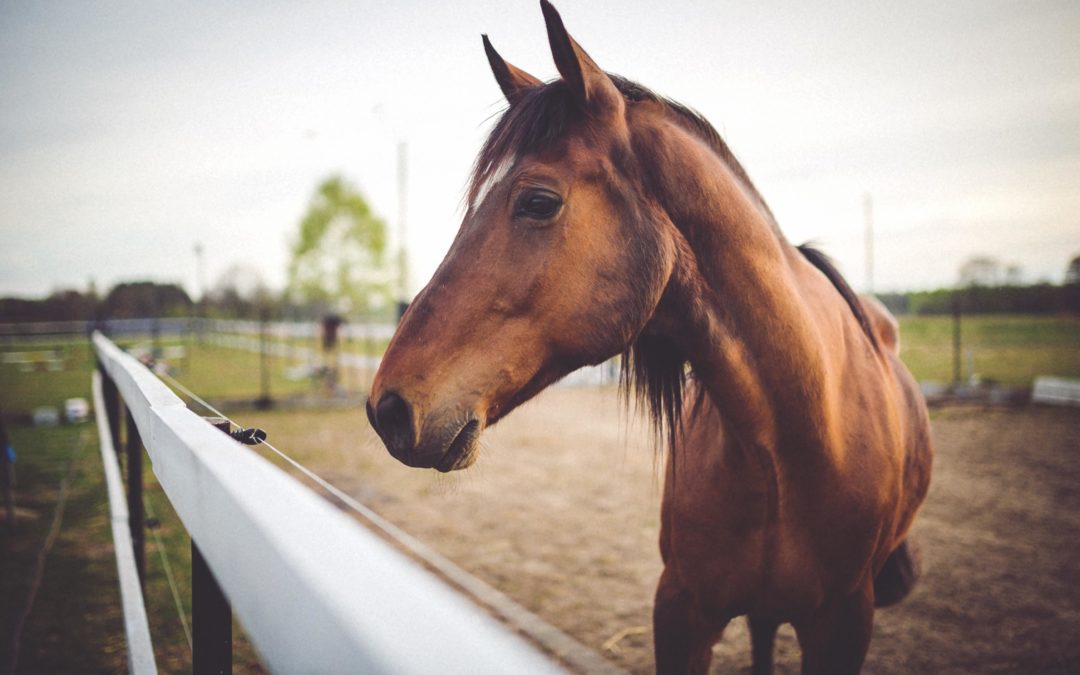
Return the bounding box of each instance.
[101,282,193,318]
[287,176,392,314]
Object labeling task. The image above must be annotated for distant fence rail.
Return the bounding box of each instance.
[1032,376,1080,407]
[91,331,562,673]
[0,318,398,341]
[0,317,618,388]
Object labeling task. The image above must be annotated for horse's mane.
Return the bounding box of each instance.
[471,75,879,446]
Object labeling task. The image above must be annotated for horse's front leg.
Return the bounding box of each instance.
[747,614,781,675]
[653,568,726,675]
[793,581,875,675]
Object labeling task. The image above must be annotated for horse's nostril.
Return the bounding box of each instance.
[374,392,414,452]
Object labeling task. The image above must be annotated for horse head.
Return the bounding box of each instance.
[368,1,682,471]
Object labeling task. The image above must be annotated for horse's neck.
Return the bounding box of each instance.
[642,118,838,453]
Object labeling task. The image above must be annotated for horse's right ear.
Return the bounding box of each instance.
[483,34,542,105]
[540,0,622,117]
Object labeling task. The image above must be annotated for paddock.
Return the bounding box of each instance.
[253,387,1080,673]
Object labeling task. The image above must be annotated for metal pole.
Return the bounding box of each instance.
[152,317,161,361]
[125,407,146,586]
[193,417,233,675]
[256,309,272,410]
[952,293,962,387]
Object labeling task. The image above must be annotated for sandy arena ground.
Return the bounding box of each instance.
[261,387,1080,673]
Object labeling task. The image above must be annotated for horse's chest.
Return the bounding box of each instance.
[661,464,865,617]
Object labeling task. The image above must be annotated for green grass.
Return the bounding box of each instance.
[0,336,371,416]
[1,424,126,672]
[898,314,1080,386]
[0,339,95,414]
[1,337,266,672]
[177,343,321,401]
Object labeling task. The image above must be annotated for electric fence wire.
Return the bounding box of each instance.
[142,494,193,652]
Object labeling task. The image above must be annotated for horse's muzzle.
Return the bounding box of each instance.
[366,392,482,472]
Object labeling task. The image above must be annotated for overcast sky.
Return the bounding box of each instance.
[1,0,1077,302]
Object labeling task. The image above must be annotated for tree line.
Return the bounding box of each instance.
[3,277,1078,324]
[878,283,1080,316]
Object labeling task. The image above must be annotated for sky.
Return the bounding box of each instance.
[1,0,1077,303]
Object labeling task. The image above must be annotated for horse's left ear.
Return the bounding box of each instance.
[483,34,542,105]
[540,0,622,115]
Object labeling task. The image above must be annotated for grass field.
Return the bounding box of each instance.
[898,314,1080,386]
[0,337,363,416]
[0,423,126,672]
[0,340,266,672]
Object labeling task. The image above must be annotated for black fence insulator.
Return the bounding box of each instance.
[229,427,267,446]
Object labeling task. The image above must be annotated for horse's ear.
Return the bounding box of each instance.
[483,34,541,105]
[540,0,621,113]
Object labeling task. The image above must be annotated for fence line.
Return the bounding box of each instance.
[0,318,398,341]
[92,331,563,674]
[91,370,157,675]
[205,329,619,388]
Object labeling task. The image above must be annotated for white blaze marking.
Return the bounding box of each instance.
[471,155,516,212]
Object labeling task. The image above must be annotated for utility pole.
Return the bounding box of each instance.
[396,141,409,322]
[194,242,207,303]
[863,193,874,295]
[194,242,207,344]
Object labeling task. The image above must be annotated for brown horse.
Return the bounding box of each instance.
[367,2,932,673]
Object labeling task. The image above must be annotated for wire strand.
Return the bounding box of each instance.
[158,372,231,422]
[143,494,193,652]
[156,372,425,566]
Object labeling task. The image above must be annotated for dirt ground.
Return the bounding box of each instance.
[259,388,1080,674]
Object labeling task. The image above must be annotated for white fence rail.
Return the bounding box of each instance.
[92,331,562,674]
[1032,376,1080,407]
[92,370,157,675]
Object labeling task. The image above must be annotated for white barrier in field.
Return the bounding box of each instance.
[92,371,157,675]
[208,331,383,370]
[1032,376,1080,407]
[92,331,562,674]
[205,318,397,341]
[206,327,619,388]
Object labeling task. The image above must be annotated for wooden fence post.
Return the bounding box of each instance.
[100,365,122,458]
[192,417,233,675]
[952,293,962,387]
[125,407,146,586]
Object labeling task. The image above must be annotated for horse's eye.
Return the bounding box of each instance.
[514,190,562,220]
